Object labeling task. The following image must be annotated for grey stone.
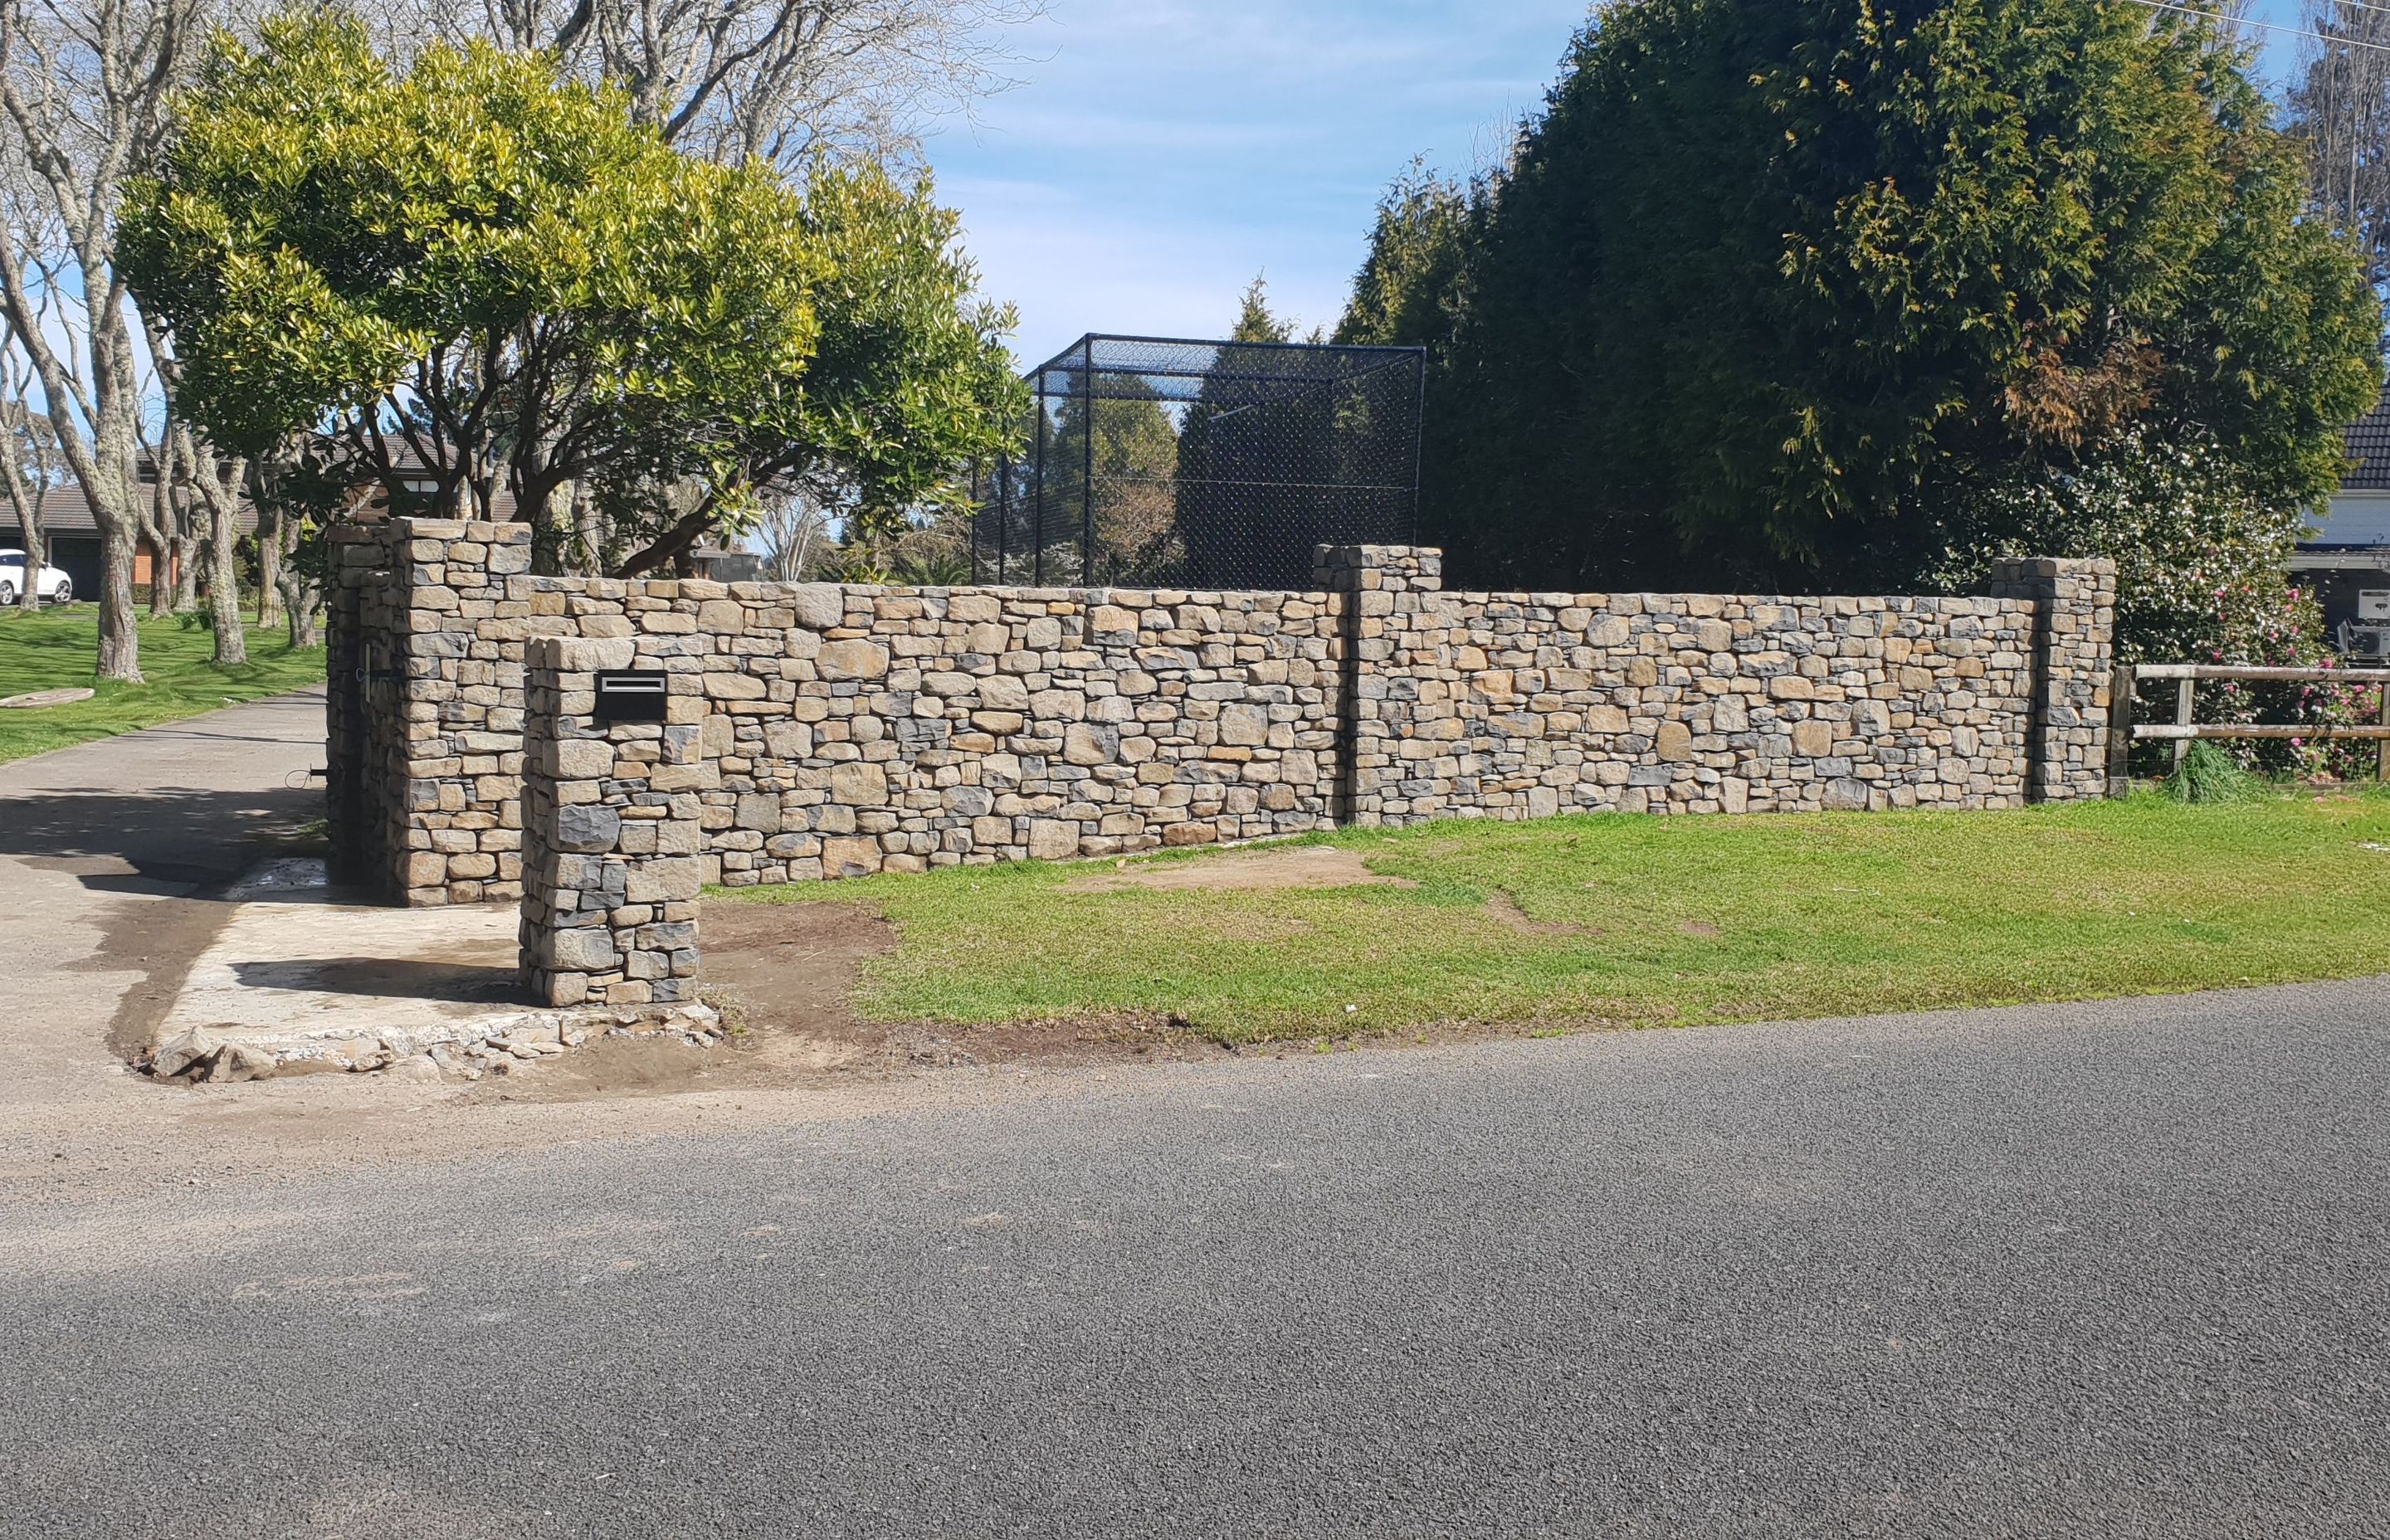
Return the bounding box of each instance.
[554,805,621,853]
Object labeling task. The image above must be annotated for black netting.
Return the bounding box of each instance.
[970,334,1422,590]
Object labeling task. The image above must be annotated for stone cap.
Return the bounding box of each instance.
[524,636,638,674]
[393,516,532,546]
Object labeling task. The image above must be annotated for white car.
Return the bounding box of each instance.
[0,548,71,605]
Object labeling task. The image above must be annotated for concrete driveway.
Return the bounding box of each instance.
[3,694,2387,1536]
[0,690,327,1113]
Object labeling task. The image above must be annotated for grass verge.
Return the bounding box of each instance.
[719,792,2390,1044]
[0,607,325,764]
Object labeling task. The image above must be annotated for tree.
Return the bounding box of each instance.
[1371,0,2381,665]
[120,12,1022,577]
[388,0,1042,171]
[1333,158,1472,353]
[0,0,212,680]
[2287,2,2390,288]
[0,359,52,613]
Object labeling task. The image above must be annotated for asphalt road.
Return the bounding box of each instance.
[5,973,2388,1538]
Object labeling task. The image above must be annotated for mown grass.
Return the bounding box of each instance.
[719,792,2390,1043]
[0,607,324,763]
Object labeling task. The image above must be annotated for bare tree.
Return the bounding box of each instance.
[390,0,1042,169]
[0,0,204,680]
[0,345,52,612]
[2290,2,2390,288]
[754,488,831,579]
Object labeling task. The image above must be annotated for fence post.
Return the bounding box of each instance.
[2378,681,2390,783]
[2106,664,2135,798]
[2173,677,2194,772]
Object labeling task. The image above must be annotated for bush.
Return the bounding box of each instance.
[2162,740,2257,804]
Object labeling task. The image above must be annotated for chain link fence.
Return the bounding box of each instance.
[971,334,1423,590]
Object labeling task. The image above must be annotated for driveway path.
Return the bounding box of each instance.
[0,689,324,1113]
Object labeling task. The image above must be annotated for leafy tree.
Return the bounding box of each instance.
[1361,0,2381,665]
[120,10,1021,577]
[1231,274,1295,344]
[1333,158,1472,353]
[1045,378,1181,582]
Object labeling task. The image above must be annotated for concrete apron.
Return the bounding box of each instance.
[144,859,720,1085]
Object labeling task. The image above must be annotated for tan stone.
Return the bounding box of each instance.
[1027,819,1080,860]
[1654,721,1693,762]
[829,762,889,804]
[817,639,890,680]
[1063,724,1117,765]
[1791,720,1834,757]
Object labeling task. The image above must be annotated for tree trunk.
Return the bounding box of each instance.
[142,530,170,618]
[277,562,319,648]
[255,502,285,627]
[171,524,200,613]
[206,500,246,666]
[7,496,40,616]
[96,523,142,682]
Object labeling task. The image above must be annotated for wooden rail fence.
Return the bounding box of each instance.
[2106,662,2390,793]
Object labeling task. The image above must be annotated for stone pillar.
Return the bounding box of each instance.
[1313,544,1443,827]
[320,517,538,905]
[1986,556,2119,802]
[324,519,398,885]
[519,637,708,1007]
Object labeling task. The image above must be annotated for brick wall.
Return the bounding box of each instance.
[326,519,2114,907]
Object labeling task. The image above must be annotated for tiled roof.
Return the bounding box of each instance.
[2344,389,2390,490]
[1,483,257,538]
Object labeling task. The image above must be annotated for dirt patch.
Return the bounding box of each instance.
[690,897,1238,1080]
[1485,889,1605,938]
[1061,845,1418,894]
[1679,919,1721,938]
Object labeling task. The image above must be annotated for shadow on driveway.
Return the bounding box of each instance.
[0,785,329,899]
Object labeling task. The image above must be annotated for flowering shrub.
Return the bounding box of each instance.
[1933,429,2378,779]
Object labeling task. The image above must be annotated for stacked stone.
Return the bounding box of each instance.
[336,520,2123,914]
[506,578,1347,885]
[519,638,705,1006]
[1985,557,2119,802]
[1349,560,2046,822]
[325,518,539,905]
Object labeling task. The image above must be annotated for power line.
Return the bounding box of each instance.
[2123,0,2390,53]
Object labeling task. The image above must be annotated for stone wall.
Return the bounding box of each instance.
[325,518,2115,908]
[1342,548,2114,820]
[515,568,1345,887]
[519,639,705,1006]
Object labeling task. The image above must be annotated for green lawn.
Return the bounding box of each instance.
[720,793,2390,1043]
[0,607,325,763]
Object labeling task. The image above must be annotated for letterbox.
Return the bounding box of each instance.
[593,670,668,724]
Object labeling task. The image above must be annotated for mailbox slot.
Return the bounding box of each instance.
[593,670,669,724]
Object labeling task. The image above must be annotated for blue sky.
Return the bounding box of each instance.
[922,1,2321,373]
[919,1,1593,367]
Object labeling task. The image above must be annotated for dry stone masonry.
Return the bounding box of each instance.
[519,638,709,1007]
[323,519,2114,994]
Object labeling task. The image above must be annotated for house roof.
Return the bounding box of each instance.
[2,482,259,539]
[2343,389,2390,491]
